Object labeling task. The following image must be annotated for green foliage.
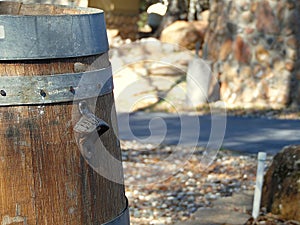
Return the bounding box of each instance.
[138,12,148,29]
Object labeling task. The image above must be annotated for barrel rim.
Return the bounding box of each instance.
[0,3,109,60]
[0,1,104,16]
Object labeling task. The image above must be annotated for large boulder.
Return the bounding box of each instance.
[262,145,300,221]
[160,20,207,50]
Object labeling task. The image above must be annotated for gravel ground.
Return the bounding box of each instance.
[214,106,300,120]
[121,141,273,225]
[245,215,300,225]
[194,103,300,120]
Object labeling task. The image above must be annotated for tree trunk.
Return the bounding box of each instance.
[188,0,202,21]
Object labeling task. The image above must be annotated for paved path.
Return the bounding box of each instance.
[118,112,300,154]
[173,191,254,225]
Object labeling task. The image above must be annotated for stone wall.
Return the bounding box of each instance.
[204,0,300,108]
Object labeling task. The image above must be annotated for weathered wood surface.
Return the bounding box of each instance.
[0,0,88,9]
[0,3,126,224]
[0,53,126,224]
[0,1,89,15]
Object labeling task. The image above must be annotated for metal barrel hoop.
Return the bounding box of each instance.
[0,4,109,60]
[0,66,114,106]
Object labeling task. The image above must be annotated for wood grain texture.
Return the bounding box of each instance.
[0,53,126,224]
[0,2,91,15]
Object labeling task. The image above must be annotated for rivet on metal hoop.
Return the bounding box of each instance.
[0,90,6,96]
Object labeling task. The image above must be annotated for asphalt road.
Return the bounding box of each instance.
[117,112,300,154]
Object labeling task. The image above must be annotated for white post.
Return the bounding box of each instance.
[252,152,267,219]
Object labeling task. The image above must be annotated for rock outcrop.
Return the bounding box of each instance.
[160,20,207,50]
[262,145,300,221]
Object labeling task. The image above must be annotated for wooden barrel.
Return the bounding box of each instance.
[0,2,128,225]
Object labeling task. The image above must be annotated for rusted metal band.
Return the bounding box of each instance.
[0,66,113,106]
[102,197,130,225]
[0,4,109,60]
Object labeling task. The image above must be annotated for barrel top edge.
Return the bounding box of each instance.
[0,50,110,61]
[0,1,104,17]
